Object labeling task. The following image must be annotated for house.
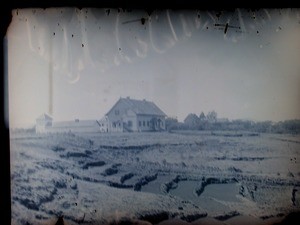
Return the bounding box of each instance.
[105,97,167,132]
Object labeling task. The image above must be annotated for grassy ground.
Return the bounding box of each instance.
[10,130,300,224]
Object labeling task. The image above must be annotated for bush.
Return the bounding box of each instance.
[70,182,77,190]
[120,173,134,183]
[82,161,106,169]
[51,146,65,152]
[53,179,67,189]
[102,168,118,176]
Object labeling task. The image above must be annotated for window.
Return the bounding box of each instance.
[143,121,145,126]
[113,122,116,128]
[128,121,132,127]
[139,121,141,127]
[147,121,149,127]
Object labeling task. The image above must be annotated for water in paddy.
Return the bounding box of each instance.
[142,177,241,214]
[201,183,241,202]
[168,180,199,200]
[140,174,174,194]
[171,181,241,213]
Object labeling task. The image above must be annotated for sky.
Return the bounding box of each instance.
[7,8,300,128]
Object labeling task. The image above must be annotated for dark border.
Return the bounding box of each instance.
[1,1,299,225]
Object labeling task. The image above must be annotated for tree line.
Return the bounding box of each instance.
[166,111,300,134]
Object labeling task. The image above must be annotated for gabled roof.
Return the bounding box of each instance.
[106,97,166,117]
[36,113,53,120]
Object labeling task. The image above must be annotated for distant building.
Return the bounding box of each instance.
[35,114,101,134]
[50,119,101,133]
[36,113,53,133]
[184,113,200,128]
[105,97,166,132]
[35,97,167,133]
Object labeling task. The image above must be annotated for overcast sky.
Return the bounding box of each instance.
[7,8,300,128]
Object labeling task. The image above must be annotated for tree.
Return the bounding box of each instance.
[165,117,179,131]
[254,121,273,133]
[199,112,206,121]
[207,111,217,122]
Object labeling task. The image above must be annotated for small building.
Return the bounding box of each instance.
[50,119,101,133]
[105,97,166,132]
[36,113,53,133]
[98,116,109,133]
[35,114,101,134]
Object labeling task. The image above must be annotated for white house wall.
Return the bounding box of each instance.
[136,115,166,132]
[106,99,128,132]
[136,115,153,132]
[106,99,128,123]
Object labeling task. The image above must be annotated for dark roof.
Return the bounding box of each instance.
[107,97,166,116]
[36,113,52,120]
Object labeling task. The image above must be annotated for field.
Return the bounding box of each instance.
[10,130,300,225]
